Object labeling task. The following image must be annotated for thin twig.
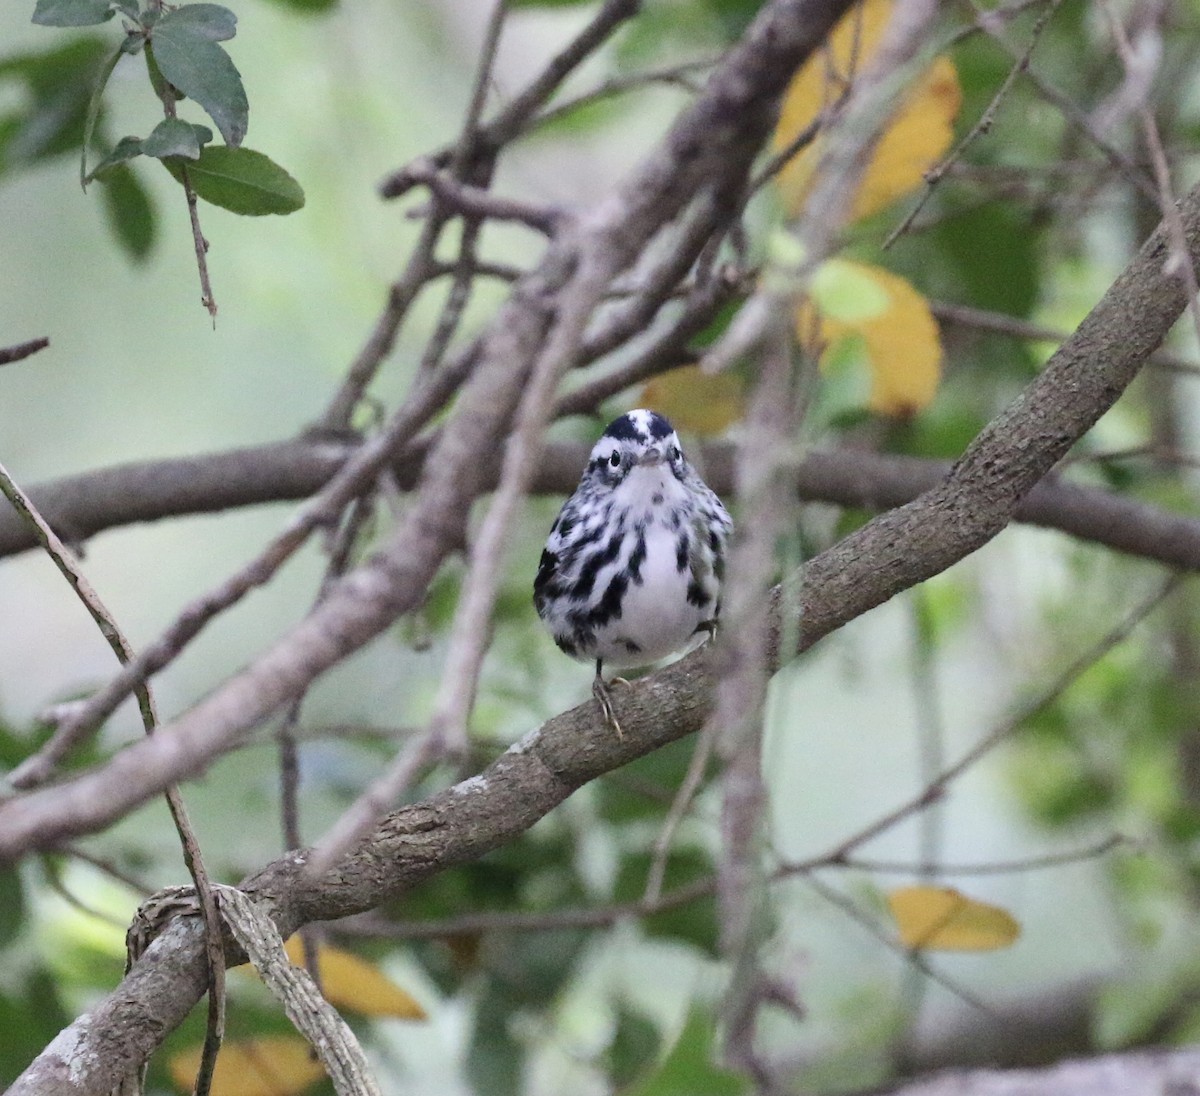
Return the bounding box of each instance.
[303,727,445,878]
[179,163,217,321]
[530,55,719,131]
[53,844,153,895]
[425,248,618,740]
[0,461,227,1096]
[276,495,374,986]
[578,183,741,364]
[883,0,1062,249]
[555,266,747,418]
[449,0,508,180]
[801,873,1001,1018]
[418,0,510,376]
[0,337,50,366]
[715,313,798,1090]
[824,573,1185,863]
[1104,2,1200,355]
[930,298,1200,374]
[909,589,947,881]
[336,834,1127,944]
[961,0,1157,204]
[833,833,1129,877]
[40,861,130,929]
[14,351,475,784]
[428,257,525,283]
[151,80,216,320]
[338,876,718,940]
[643,722,718,905]
[893,589,948,1063]
[319,212,453,432]
[379,0,641,199]
[1063,443,1200,469]
[278,493,375,855]
[403,159,567,235]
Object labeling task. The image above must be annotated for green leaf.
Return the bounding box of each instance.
[709,0,765,38]
[599,737,712,823]
[79,39,128,188]
[612,850,719,956]
[931,202,1039,317]
[486,928,587,1008]
[810,258,891,324]
[0,39,111,172]
[154,2,237,39]
[467,982,524,1096]
[0,972,69,1083]
[607,1006,661,1088]
[0,866,24,947]
[259,0,337,11]
[1094,968,1187,1049]
[32,0,115,26]
[149,8,247,147]
[141,117,209,160]
[162,145,304,215]
[626,1008,744,1096]
[87,134,142,179]
[99,163,156,260]
[529,94,624,140]
[0,36,110,91]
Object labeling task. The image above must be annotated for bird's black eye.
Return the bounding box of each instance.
[609,451,621,468]
[671,445,682,460]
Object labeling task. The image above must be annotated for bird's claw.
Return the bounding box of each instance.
[592,675,626,739]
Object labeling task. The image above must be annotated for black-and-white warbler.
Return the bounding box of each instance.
[534,409,733,736]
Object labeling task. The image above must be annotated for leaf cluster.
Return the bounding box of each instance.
[15,0,303,264]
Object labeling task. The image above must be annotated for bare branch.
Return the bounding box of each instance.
[0,461,228,1096]
[402,158,569,235]
[6,437,1200,576]
[379,0,643,199]
[884,0,1063,248]
[821,573,1182,864]
[879,1046,1200,1096]
[0,337,50,366]
[11,165,1200,1096]
[2,0,858,817]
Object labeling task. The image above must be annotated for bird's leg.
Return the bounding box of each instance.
[593,659,627,739]
[697,619,719,645]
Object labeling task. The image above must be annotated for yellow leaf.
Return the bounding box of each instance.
[886,886,1021,951]
[797,261,941,416]
[772,0,962,221]
[851,56,962,221]
[282,936,427,1019]
[640,364,744,436]
[168,1035,326,1096]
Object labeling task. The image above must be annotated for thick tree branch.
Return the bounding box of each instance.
[4,440,1200,573]
[871,1046,1200,1096]
[2,0,853,814]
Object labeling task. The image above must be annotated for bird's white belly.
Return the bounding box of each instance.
[593,523,704,668]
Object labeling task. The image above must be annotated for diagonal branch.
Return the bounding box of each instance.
[9,170,1200,1096]
[2,0,856,809]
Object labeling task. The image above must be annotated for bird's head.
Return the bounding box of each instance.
[582,409,687,489]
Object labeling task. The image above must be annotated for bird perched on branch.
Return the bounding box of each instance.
[534,409,733,737]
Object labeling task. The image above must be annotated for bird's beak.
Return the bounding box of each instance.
[637,445,666,467]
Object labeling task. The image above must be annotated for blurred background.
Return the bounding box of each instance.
[4,0,1200,1093]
